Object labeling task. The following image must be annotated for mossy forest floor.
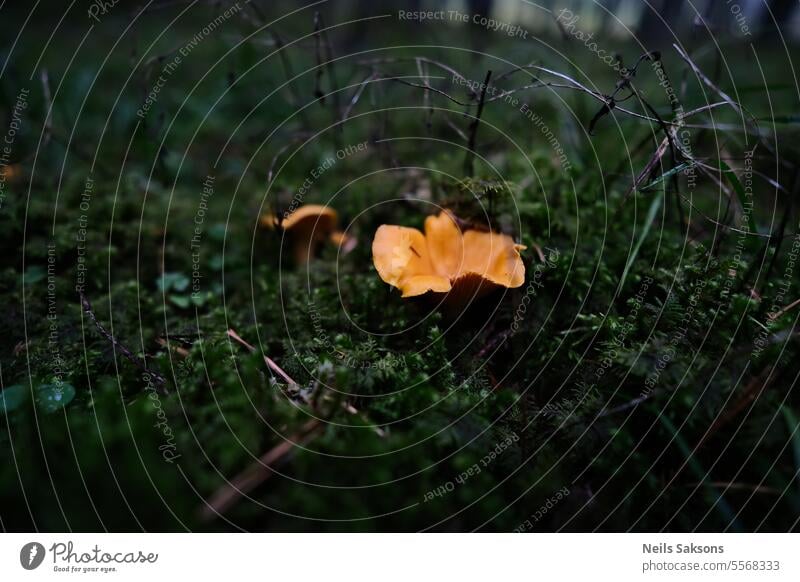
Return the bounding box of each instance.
[2,2,800,531]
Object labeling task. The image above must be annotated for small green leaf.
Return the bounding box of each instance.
[208,223,227,241]
[0,385,26,413]
[169,295,191,309]
[24,266,46,284]
[190,293,207,306]
[209,254,224,270]
[157,272,190,293]
[36,382,76,413]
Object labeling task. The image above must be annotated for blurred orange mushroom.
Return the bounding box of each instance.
[372,211,525,308]
[0,164,21,182]
[261,204,351,264]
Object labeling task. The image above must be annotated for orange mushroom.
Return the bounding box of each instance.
[261,204,350,264]
[0,164,21,183]
[372,211,525,308]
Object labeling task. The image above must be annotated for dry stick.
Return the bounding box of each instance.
[374,56,751,228]
[494,59,541,83]
[156,337,189,359]
[342,71,377,121]
[360,56,477,100]
[269,29,311,130]
[627,56,688,226]
[673,43,750,127]
[343,403,386,438]
[375,79,397,168]
[226,328,297,386]
[416,58,433,133]
[487,81,548,103]
[613,101,749,220]
[200,418,322,521]
[586,52,658,135]
[312,11,326,104]
[464,69,492,178]
[698,366,774,449]
[485,62,667,125]
[385,76,469,106]
[36,71,95,167]
[445,117,469,142]
[607,130,658,186]
[318,12,341,117]
[266,136,307,223]
[384,58,720,130]
[769,296,800,322]
[615,132,673,213]
[672,42,789,172]
[229,331,383,436]
[78,291,167,390]
[312,11,342,149]
[266,139,298,187]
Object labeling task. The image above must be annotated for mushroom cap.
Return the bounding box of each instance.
[281,204,338,232]
[260,205,341,264]
[259,204,339,232]
[372,211,525,302]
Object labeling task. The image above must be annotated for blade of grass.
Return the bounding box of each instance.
[618,189,663,292]
[780,405,800,498]
[640,162,693,192]
[758,114,800,124]
[717,159,749,219]
[657,412,741,530]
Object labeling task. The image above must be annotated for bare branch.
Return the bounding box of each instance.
[79,291,167,390]
[226,328,298,386]
[464,70,492,177]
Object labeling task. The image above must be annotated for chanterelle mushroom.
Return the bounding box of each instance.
[371,211,525,309]
[261,204,348,264]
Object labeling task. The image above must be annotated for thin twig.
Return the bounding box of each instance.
[464,70,492,177]
[269,30,311,130]
[318,12,341,117]
[360,56,477,100]
[416,58,433,132]
[445,117,469,141]
[343,402,386,437]
[226,328,297,386]
[384,76,467,106]
[312,12,325,103]
[156,337,190,359]
[769,297,800,322]
[698,366,774,448]
[199,418,322,521]
[79,291,167,390]
[342,72,377,121]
